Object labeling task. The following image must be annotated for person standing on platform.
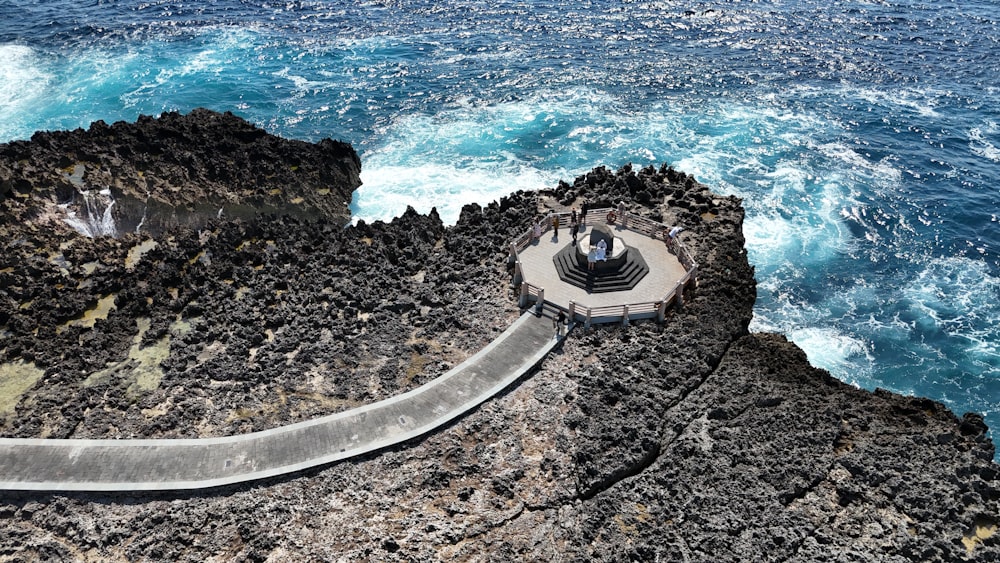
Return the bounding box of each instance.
[667,225,683,252]
[554,310,567,338]
[552,213,560,238]
[595,238,607,262]
[580,200,589,227]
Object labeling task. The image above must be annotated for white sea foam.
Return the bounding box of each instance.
[743,214,799,264]
[754,252,1000,408]
[891,256,1000,406]
[744,173,854,271]
[0,45,53,140]
[789,326,872,377]
[352,88,621,223]
[816,141,903,186]
[0,45,44,106]
[902,256,1000,337]
[354,162,555,225]
[273,67,337,94]
[969,125,1000,163]
[849,85,943,118]
[750,293,874,385]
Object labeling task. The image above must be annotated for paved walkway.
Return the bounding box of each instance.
[0,312,563,492]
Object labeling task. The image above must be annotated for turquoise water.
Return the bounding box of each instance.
[2,0,999,455]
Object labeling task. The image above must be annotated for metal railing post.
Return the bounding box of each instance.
[519,283,528,308]
[585,307,592,330]
[535,288,544,314]
[622,304,629,327]
[686,266,698,288]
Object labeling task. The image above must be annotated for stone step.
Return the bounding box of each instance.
[552,243,649,293]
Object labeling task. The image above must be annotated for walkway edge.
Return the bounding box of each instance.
[0,312,561,492]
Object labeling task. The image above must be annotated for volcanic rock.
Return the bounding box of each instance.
[0,108,360,233]
[0,119,995,562]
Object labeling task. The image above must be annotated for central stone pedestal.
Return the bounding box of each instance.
[576,224,626,270]
[576,237,628,271]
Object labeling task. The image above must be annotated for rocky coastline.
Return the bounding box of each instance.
[0,110,996,561]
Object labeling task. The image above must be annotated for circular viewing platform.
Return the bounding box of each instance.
[509,208,697,327]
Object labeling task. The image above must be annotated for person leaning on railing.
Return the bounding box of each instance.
[617,200,628,227]
[666,225,684,253]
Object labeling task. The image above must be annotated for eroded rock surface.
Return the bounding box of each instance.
[0,108,360,232]
[0,119,996,562]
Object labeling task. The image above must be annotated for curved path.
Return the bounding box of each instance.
[0,312,563,492]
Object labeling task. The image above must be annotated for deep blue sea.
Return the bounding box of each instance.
[2,0,999,456]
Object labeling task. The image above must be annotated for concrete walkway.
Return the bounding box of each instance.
[0,312,564,492]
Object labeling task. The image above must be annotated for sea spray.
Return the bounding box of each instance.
[61,188,117,238]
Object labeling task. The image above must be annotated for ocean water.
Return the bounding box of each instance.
[2,0,999,455]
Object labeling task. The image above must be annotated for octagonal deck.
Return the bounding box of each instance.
[514,215,689,316]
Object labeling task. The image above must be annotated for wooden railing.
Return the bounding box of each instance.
[508,207,699,328]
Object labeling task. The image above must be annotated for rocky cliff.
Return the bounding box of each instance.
[0,111,996,562]
[0,108,360,233]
